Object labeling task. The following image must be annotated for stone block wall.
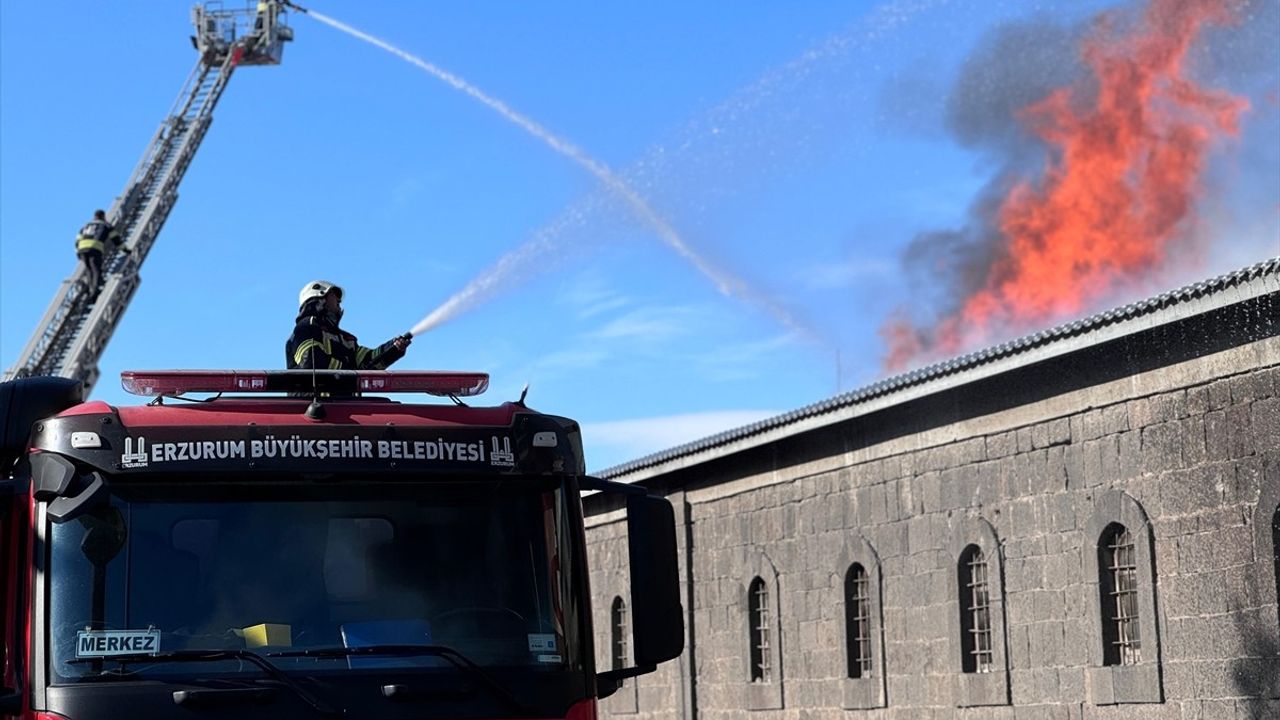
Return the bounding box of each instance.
[587,339,1280,720]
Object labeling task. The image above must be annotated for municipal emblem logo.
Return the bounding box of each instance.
[489,436,515,467]
[121,437,149,468]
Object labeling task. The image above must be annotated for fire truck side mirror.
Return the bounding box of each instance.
[625,494,685,667]
[31,452,110,524]
[77,505,128,566]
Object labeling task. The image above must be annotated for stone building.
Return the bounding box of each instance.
[583,258,1280,720]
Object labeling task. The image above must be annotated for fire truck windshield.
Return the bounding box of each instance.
[46,477,585,694]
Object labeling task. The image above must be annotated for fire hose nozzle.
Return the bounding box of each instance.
[281,0,309,14]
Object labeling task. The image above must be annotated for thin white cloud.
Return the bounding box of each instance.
[515,303,709,386]
[391,176,427,206]
[533,348,611,372]
[690,332,801,382]
[579,294,630,319]
[797,256,897,291]
[589,305,703,343]
[583,409,780,464]
[557,273,631,319]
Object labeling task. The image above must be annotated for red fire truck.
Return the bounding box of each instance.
[0,370,682,719]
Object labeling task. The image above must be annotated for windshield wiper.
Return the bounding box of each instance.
[68,649,341,717]
[267,644,527,713]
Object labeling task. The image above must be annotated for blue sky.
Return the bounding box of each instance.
[2,1,1277,472]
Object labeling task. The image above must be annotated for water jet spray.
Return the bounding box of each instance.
[298,9,821,345]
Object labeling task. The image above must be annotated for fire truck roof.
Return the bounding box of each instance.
[120,369,490,398]
[58,397,529,429]
[29,370,585,477]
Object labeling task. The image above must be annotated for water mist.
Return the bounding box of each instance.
[304,10,813,341]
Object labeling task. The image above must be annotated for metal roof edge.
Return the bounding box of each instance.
[598,256,1280,482]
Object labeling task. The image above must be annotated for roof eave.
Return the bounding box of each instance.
[600,258,1280,484]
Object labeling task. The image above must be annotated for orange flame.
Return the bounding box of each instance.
[884,0,1248,371]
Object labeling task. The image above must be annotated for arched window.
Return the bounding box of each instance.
[743,552,783,710]
[748,576,772,682]
[845,563,872,679]
[958,545,993,674]
[611,596,628,670]
[838,537,886,710]
[1083,490,1162,704]
[604,590,638,714]
[948,517,1009,706]
[1099,523,1141,666]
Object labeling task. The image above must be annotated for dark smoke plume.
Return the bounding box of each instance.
[884,0,1271,372]
[898,16,1086,329]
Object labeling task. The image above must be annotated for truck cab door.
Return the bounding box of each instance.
[0,490,22,716]
[0,377,81,716]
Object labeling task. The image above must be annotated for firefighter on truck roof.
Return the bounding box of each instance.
[286,280,412,370]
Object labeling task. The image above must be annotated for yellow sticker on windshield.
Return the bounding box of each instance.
[242,623,292,648]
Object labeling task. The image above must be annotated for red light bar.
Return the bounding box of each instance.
[354,371,489,396]
[122,371,268,396]
[121,370,490,398]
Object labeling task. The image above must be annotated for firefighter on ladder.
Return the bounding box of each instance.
[252,0,278,53]
[74,209,128,300]
[287,281,412,370]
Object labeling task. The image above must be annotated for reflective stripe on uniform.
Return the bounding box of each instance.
[328,358,342,370]
[293,335,336,367]
[293,339,321,366]
[77,238,105,252]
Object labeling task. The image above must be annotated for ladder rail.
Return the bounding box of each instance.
[114,62,204,212]
[58,271,141,393]
[5,273,88,380]
[2,1,291,391]
[3,55,236,388]
[62,62,236,386]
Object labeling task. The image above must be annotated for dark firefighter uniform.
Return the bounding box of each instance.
[75,213,125,298]
[252,1,277,52]
[286,286,408,371]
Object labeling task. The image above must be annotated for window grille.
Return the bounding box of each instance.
[959,545,993,674]
[845,564,872,679]
[748,577,771,682]
[1100,524,1141,666]
[611,596,628,671]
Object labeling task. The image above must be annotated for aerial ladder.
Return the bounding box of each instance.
[3,1,296,395]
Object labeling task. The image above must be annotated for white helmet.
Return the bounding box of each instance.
[298,280,343,309]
